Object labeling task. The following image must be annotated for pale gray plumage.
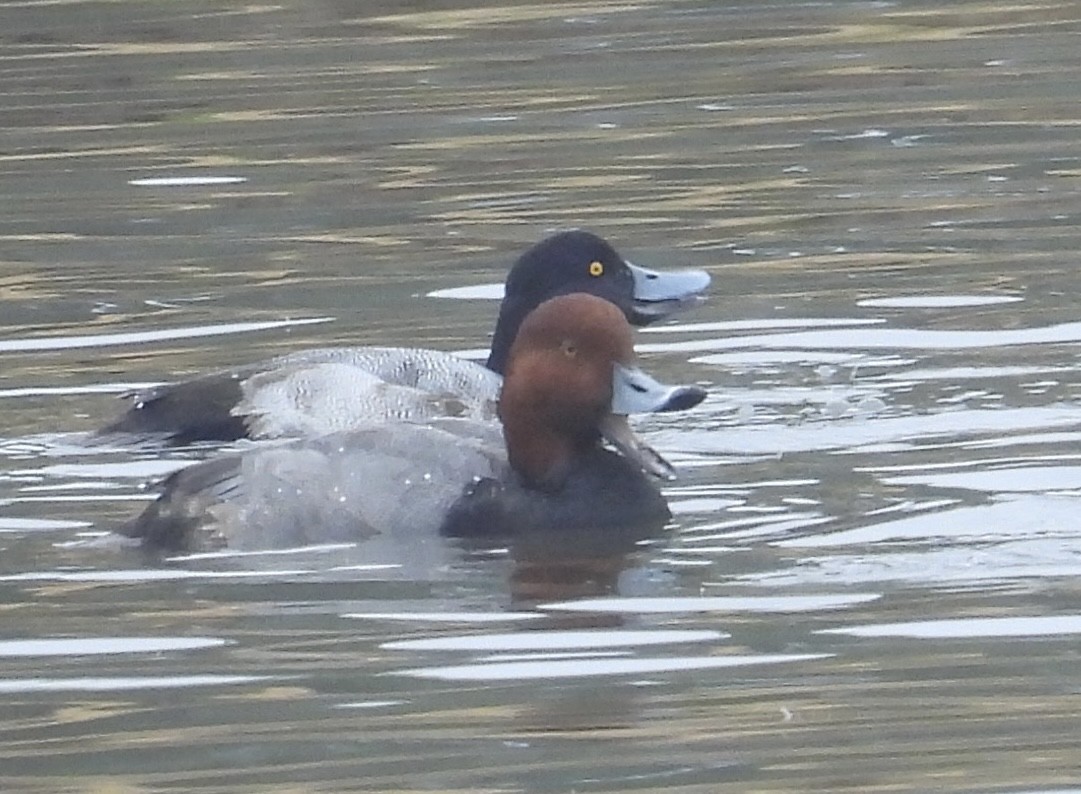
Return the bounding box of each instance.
[144,419,507,551]
[235,347,502,438]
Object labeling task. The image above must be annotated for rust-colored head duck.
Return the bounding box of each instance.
[500,294,631,489]
[442,292,705,536]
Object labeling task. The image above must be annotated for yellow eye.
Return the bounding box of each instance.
[588,261,604,277]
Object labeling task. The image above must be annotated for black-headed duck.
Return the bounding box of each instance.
[100,230,709,445]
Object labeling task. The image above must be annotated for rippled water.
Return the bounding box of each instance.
[3,0,1081,791]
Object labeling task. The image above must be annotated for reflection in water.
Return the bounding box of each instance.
[821,614,1081,639]
[539,594,882,614]
[129,176,248,187]
[665,319,1081,352]
[0,637,228,657]
[395,653,829,682]
[3,0,1081,790]
[382,628,728,651]
[0,675,274,694]
[0,318,333,353]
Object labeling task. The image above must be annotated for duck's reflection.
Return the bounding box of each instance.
[462,522,670,606]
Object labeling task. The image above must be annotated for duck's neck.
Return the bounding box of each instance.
[501,420,594,491]
[485,295,528,374]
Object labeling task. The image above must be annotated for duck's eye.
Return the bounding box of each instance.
[560,340,577,358]
[588,261,604,277]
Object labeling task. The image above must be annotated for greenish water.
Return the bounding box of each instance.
[3,1,1081,791]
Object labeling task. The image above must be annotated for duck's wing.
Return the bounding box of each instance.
[236,348,501,439]
[308,347,500,400]
[122,421,507,551]
[98,346,501,445]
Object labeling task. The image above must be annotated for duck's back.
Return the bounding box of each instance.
[128,418,506,551]
[238,347,502,438]
[103,346,502,443]
[268,346,501,403]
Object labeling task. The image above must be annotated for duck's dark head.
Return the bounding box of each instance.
[485,230,710,373]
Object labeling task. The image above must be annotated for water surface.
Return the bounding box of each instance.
[3,0,1081,791]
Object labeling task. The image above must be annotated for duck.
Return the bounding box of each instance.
[123,292,706,551]
[99,230,710,445]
